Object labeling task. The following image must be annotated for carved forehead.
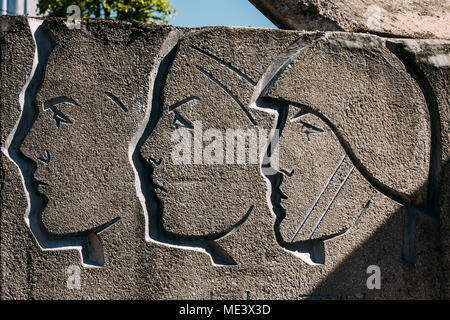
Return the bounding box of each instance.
[161,29,301,128]
[161,43,254,127]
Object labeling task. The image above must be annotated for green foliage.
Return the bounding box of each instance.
[37,0,175,24]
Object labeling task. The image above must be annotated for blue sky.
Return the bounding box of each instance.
[168,0,277,29]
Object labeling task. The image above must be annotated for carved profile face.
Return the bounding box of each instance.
[137,32,267,266]
[17,20,160,266]
[254,34,432,265]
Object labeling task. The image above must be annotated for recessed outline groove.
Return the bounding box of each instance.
[385,40,442,220]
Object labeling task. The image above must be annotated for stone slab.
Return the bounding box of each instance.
[0,16,448,299]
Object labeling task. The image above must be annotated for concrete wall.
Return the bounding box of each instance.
[0,16,448,299]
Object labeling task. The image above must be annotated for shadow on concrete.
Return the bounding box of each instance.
[307,160,448,299]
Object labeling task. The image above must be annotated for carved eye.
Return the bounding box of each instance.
[43,97,79,127]
[37,149,51,166]
[171,112,194,131]
[296,120,324,141]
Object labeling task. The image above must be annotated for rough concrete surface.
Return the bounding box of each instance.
[249,0,450,39]
[0,17,448,299]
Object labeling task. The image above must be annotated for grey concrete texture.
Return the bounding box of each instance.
[249,0,450,39]
[0,16,448,299]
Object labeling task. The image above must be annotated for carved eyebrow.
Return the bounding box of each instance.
[168,96,200,112]
[43,96,79,127]
[168,97,199,130]
[105,92,128,112]
[290,108,309,122]
[196,65,257,126]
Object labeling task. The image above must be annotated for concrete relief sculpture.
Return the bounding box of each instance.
[3,18,170,267]
[0,16,447,299]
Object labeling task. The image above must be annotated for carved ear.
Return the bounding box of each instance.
[81,233,105,267]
